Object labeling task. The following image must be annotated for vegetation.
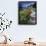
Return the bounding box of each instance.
[19,8,32,24]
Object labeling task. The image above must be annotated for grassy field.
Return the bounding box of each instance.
[19,8,32,24]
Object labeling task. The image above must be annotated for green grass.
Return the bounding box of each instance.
[19,8,32,24]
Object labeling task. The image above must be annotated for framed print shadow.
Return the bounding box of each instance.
[18,1,37,25]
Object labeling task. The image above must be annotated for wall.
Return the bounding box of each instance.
[0,0,46,43]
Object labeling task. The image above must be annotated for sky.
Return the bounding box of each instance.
[0,0,46,43]
[19,2,35,8]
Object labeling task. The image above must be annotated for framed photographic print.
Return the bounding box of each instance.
[18,1,37,25]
